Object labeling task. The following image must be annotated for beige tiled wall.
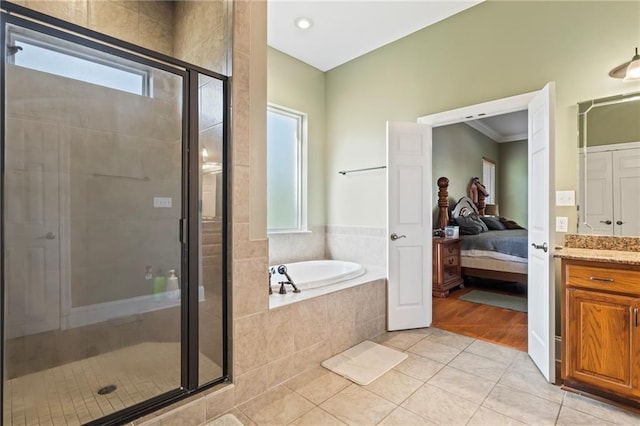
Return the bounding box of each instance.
[22,0,176,56]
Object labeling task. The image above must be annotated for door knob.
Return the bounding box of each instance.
[599,220,612,225]
[531,242,548,253]
[616,220,625,226]
[390,233,406,241]
[45,232,56,240]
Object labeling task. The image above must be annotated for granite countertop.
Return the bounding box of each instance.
[554,234,640,265]
[554,247,640,266]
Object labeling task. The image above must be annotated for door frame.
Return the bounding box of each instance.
[417,88,555,377]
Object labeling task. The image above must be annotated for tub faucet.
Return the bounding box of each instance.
[277,264,300,294]
[268,267,275,295]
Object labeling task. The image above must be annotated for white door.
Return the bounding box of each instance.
[527,82,556,383]
[387,122,432,331]
[582,151,614,235]
[4,116,62,338]
[613,148,640,236]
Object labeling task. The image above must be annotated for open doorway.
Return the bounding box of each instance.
[430,111,529,352]
[418,94,529,351]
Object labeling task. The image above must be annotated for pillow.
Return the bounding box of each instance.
[451,196,479,219]
[454,214,488,235]
[480,216,507,231]
[499,216,525,230]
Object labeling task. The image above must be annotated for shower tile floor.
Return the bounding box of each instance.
[4,342,221,426]
[225,328,640,426]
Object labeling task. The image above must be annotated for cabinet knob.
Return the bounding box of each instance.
[599,220,612,225]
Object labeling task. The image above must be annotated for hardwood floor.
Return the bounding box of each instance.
[432,279,528,352]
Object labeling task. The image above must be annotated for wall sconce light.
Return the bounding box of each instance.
[609,47,640,82]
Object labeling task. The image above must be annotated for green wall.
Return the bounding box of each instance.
[433,122,499,222]
[267,47,326,228]
[325,0,640,228]
[498,140,528,227]
[323,0,640,335]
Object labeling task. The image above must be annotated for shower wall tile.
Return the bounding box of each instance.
[233,312,269,375]
[24,0,88,27]
[138,397,206,426]
[326,225,387,267]
[232,165,251,224]
[88,0,140,43]
[234,364,269,406]
[232,257,270,318]
[232,87,251,167]
[203,384,236,420]
[268,226,326,265]
[233,223,269,259]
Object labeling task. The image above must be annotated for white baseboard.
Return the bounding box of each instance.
[63,286,205,329]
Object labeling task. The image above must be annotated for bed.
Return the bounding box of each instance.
[436,176,528,285]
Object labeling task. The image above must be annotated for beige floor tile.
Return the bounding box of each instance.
[498,358,564,404]
[392,353,444,381]
[482,384,560,425]
[377,407,436,425]
[288,407,346,426]
[447,351,509,382]
[224,408,256,426]
[239,385,313,426]
[401,383,479,424]
[371,330,430,351]
[464,339,522,364]
[363,370,423,404]
[406,339,461,364]
[467,406,527,426]
[425,328,475,350]
[562,392,640,425]
[427,366,496,404]
[556,406,616,426]
[284,367,351,405]
[320,384,396,426]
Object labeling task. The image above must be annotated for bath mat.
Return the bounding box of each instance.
[459,290,527,312]
[321,340,408,385]
[201,413,243,426]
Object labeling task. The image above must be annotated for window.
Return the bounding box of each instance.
[267,105,307,232]
[8,31,149,96]
[482,157,496,204]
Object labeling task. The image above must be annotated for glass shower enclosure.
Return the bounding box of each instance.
[1,5,228,425]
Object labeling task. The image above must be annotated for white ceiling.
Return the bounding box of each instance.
[267,0,483,72]
[466,110,528,143]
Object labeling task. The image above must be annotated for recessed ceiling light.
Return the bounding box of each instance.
[294,17,313,30]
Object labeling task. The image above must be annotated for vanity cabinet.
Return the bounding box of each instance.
[562,258,640,404]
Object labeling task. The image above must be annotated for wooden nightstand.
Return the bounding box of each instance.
[432,237,464,298]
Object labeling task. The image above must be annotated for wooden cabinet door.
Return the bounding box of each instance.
[566,288,640,398]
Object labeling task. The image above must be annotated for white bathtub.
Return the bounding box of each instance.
[270,260,366,291]
[268,260,386,309]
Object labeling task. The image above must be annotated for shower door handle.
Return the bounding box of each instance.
[390,233,406,241]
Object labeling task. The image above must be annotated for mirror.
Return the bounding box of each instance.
[577,92,640,236]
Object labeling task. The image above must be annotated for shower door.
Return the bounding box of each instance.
[2,10,227,425]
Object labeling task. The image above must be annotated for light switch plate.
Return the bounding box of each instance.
[153,197,172,208]
[556,216,569,232]
[555,190,575,206]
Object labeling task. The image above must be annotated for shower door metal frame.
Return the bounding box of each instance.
[0,2,230,425]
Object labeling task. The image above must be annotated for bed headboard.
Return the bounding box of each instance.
[435,176,487,229]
